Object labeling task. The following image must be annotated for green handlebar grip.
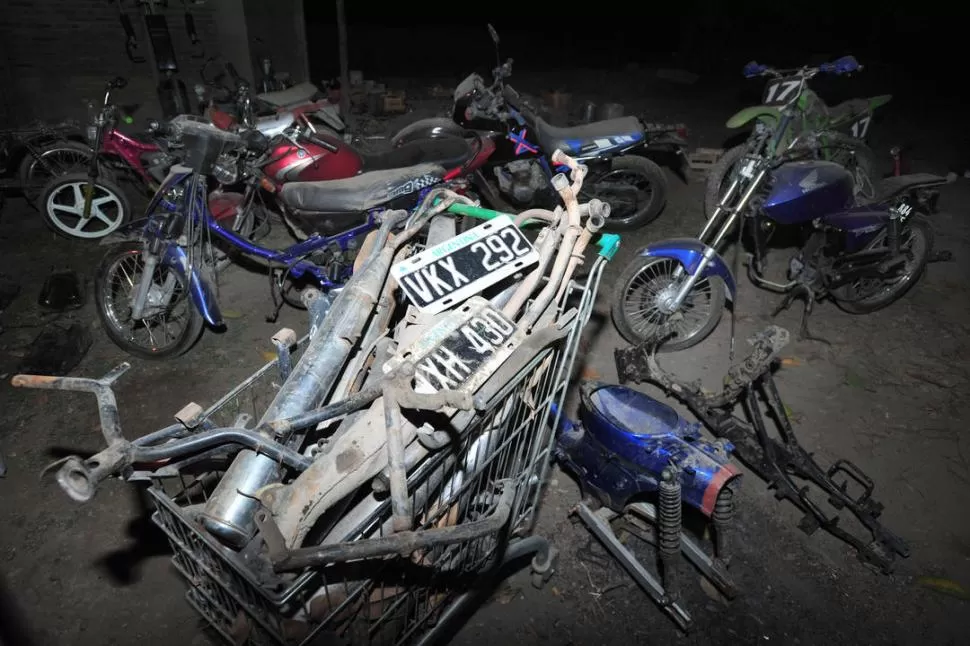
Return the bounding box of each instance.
[445,202,513,221]
[596,233,621,259]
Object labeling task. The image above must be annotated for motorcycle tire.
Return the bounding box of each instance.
[611,254,725,352]
[833,214,934,314]
[95,242,205,360]
[18,140,93,205]
[38,172,132,240]
[586,156,667,232]
[703,145,747,219]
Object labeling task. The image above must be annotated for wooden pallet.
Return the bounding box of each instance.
[687,148,724,172]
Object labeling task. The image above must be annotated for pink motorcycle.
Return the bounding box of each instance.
[37,77,178,239]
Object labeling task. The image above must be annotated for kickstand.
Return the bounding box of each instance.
[771,284,830,345]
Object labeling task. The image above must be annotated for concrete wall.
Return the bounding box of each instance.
[0,0,308,127]
[241,0,308,88]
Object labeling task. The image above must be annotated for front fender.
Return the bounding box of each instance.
[641,238,736,301]
[162,245,223,327]
[725,105,781,129]
[869,94,892,110]
[390,117,467,148]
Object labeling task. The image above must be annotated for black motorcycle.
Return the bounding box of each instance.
[392,25,688,231]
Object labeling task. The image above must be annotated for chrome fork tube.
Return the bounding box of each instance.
[129,253,158,320]
[668,168,768,310]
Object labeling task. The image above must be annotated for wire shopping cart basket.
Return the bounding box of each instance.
[138,231,616,646]
[9,155,619,646]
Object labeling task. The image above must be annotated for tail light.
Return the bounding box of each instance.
[676,125,689,139]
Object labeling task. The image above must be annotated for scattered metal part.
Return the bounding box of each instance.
[618,324,909,573]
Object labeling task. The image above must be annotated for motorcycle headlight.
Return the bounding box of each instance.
[212,154,239,185]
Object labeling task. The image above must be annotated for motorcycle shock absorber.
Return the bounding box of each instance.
[886,206,901,256]
[712,485,735,564]
[658,466,683,603]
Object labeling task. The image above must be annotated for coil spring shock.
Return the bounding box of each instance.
[658,467,683,600]
[713,485,735,561]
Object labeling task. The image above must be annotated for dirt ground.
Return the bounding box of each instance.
[1,69,969,646]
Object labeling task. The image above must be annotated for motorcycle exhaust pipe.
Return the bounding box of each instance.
[199,211,408,548]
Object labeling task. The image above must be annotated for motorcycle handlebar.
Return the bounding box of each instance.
[743,55,861,79]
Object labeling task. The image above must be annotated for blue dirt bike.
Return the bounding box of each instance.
[611,57,952,352]
[93,116,455,359]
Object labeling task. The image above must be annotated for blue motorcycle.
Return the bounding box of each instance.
[92,116,452,359]
[612,56,952,351]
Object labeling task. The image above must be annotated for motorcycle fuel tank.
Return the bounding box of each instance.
[261,131,362,183]
[555,381,740,516]
[763,160,854,225]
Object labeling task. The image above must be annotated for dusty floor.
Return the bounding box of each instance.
[1,70,969,645]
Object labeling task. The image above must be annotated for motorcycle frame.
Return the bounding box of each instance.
[122,169,437,327]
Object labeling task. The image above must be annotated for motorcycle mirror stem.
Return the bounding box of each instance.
[487,23,502,80]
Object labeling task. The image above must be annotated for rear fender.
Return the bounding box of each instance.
[869,94,892,110]
[641,238,736,301]
[161,244,223,327]
[726,105,782,130]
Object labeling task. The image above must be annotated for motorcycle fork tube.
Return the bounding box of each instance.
[129,252,159,321]
[669,169,767,310]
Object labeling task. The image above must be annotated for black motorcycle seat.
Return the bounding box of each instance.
[361,137,472,172]
[534,116,643,155]
[825,98,870,123]
[869,173,950,203]
[279,163,445,212]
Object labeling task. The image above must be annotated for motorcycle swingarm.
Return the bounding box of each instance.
[705,377,909,573]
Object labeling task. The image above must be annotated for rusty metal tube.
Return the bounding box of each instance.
[199,210,409,549]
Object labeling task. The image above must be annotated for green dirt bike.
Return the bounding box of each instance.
[705,56,890,215]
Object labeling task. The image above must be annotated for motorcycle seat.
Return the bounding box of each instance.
[279,163,445,212]
[825,97,877,124]
[867,173,951,204]
[533,116,643,156]
[360,136,472,172]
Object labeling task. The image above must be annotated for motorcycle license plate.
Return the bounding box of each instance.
[392,214,539,314]
[384,296,522,395]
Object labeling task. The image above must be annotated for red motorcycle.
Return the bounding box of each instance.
[207,114,496,245]
[37,77,177,239]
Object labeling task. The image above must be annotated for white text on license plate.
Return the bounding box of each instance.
[412,304,519,394]
[391,214,539,314]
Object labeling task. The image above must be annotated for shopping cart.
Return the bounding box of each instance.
[12,171,619,645]
[142,228,616,646]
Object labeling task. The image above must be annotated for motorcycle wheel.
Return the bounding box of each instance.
[703,145,747,218]
[95,242,205,359]
[611,255,725,351]
[38,172,131,240]
[18,140,93,205]
[832,214,934,314]
[583,156,667,231]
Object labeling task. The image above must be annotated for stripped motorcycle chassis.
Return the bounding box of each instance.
[615,343,910,574]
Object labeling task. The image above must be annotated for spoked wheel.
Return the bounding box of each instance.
[39,172,131,239]
[581,156,667,231]
[832,214,934,314]
[95,242,204,359]
[611,256,725,352]
[18,141,93,204]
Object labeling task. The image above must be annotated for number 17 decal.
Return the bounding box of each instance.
[763,78,801,105]
[850,115,872,139]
